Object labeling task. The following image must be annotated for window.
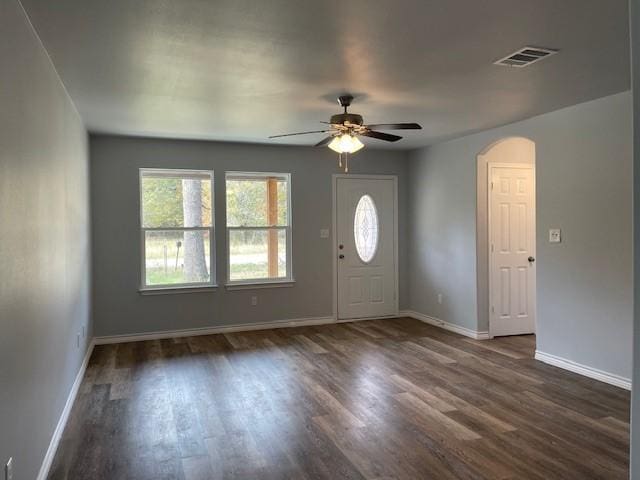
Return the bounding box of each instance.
[226,172,292,284]
[140,169,214,290]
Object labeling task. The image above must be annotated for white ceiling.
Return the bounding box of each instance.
[21,0,630,149]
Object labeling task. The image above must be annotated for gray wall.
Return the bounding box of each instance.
[90,135,408,337]
[408,91,633,380]
[0,1,91,479]
[408,141,479,332]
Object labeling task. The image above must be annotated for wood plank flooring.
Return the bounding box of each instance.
[48,318,630,479]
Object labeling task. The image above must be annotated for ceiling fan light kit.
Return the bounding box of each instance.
[328,134,364,154]
[269,95,422,172]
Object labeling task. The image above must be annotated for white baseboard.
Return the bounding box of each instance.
[400,310,490,340]
[94,316,338,345]
[37,340,95,480]
[534,350,631,390]
[94,314,413,345]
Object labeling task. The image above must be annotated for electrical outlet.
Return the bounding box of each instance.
[437,293,443,305]
[6,457,13,480]
[251,296,258,306]
[320,229,330,238]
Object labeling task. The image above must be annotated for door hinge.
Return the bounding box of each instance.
[491,243,494,253]
[491,181,494,190]
[491,306,495,314]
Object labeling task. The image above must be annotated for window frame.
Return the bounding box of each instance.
[225,171,293,287]
[139,168,216,292]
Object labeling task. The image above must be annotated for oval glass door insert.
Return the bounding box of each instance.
[353,194,379,263]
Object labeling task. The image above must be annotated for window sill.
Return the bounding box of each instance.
[139,285,218,296]
[225,280,296,291]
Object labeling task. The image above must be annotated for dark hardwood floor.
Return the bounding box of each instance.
[48,318,630,480]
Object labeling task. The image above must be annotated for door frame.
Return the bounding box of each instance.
[332,174,399,321]
[487,162,537,338]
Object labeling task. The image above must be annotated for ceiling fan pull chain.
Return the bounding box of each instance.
[338,153,343,169]
[345,153,349,173]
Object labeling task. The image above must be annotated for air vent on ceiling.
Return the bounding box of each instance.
[494,46,559,68]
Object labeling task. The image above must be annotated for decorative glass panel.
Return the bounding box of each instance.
[354,194,379,263]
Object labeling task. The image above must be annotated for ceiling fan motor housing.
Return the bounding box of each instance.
[330,113,363,126]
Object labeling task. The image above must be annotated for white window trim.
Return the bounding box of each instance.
[139,285,218,295]
[225,171,293,287]
[224,279,295,291]
[139,168,216,293]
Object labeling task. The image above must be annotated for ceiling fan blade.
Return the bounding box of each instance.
[269,129,330,139]
[314,136,336,147]
[360,130,403,142]
[365,123,422,130]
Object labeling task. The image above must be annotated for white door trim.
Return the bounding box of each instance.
[487,163,536,338]
[332,174,399,321]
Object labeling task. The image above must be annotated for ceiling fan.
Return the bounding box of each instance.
[269,95,422,172]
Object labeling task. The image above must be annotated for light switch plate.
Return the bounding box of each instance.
[549,228,561,243]
[320,229,330,239]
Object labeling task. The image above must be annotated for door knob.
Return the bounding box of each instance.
[339,254,345,259]
[528,256,535,263]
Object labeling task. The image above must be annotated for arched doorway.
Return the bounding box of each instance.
[476,137,536,338]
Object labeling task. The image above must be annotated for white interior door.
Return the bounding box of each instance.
[336,176,397,320]
[489,165,536,337]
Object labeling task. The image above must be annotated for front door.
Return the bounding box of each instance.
[489,165,536,337]
[336,176,397,320]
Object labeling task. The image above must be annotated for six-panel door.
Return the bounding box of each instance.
[490,166,536,337]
